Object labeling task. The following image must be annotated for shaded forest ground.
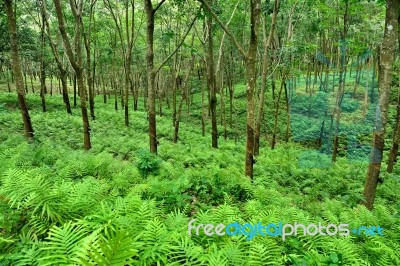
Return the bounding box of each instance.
[1,71,400,264]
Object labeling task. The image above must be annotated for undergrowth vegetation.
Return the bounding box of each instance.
[1,92,400,265]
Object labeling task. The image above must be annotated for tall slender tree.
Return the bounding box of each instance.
[254,0,279,156]
[144,0,165,154]
[41,0,72,114]
[363,0,399,210]
[39,1,47,112]
[199,0,261,178]
[387,14,400,173]
[205,3,218,148]
[5,0,34,139]
[332,0,349,163]
[83,0,97,120]
[144,0,197,154]
[53,0,91,150]
[105,0,135,127]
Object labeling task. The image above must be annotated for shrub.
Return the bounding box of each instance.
[136,149,161,177]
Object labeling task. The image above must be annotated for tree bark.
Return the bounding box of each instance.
[145,0,158,154]
[244,0,261,178]
[40,8,47,112]
[332,1,349,163]
[83,0,96,120]
[201,63,206,137]
[5,0,34,139]
[254,0,279,156]
[53,0,91,150]
[42,0,72,114]
[387,88,400,173]
[207,11,218,148]
[105,0,135,126]
[173,35,196,143]
[363,0,399,210]
[387,14,400,173]
[199,0,261,178]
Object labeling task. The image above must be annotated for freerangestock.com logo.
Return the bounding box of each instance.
[188,220,384,241]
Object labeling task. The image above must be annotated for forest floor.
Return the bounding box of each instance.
[0,74,400,265]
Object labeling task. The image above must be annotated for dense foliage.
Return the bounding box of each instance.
[1,0,400,264]
[0,92,399,265]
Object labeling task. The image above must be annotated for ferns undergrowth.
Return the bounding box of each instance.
[0,92,400,265]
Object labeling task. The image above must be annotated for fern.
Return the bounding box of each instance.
[168,236,205,265]
[39,222,88,265]
[139,218,173,265]
[203,243,229,266]
[82,227,140,266]
[13,242,44,266]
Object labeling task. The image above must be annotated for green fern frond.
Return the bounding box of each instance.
[82,227,140,266]
[139,218,172,265]
[39,221,88,265]
[168,236,205,265]
[204,243,228,266]
[12,242,44,266]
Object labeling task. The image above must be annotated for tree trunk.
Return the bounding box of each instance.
[83,0,96,120]
[362,58,370,119]
[199,0,260,178]
[207,12,218,148]
[73,74,77,107]
[102,73,107,104]
[145,0,158,154]
[76,69,92,150]
[332,1,349,162]
[30,70,34,93]
[53,0,91,150]
[271,80,284,149]
[353,55,361,98]
[50,75,53,96]
[244,0,261,179]
[172,33,195,142]
[363,0,399,210]
[23,60,28,93]
[5,0,34,139]
[60,70,72,114]
[40,9,47,112]
[201,64,206,137]
[387,89,400,173]
[85,44,95,120]
[285,79,291,142]
[113,79,118,111]
[254,0,279,156]
[172,68,178,126]
[386,15,400,173]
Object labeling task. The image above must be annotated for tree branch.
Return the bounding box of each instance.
[216,0,240,75]
[198,0,246,60]
[153,0,166,13]
[42,1,65,72]
[53,0,78,70]
[69,0,79,18]
[155,9,199,74]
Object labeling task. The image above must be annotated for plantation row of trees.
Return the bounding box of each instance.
[1,0,400,209]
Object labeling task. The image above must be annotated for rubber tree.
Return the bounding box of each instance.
[387,13,400,173]
[362,0,399,210]
[254,0,279,156]
[206,1,218,148]
[104,0,135,127]
[5,0,34,139]
[144,0,166,154]
[42,0,72,114]
[332,0,349,163]
[199,0,261,179]
[53,0,91,150]
[144,0,197,154]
